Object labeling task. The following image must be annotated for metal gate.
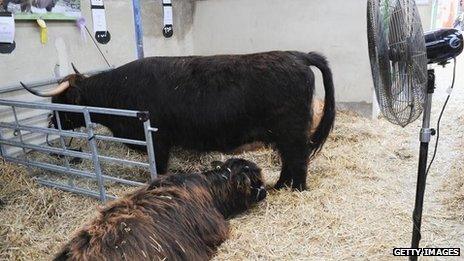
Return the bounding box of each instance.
[0,99,158,202]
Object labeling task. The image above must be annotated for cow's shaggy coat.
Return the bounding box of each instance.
[24,51,335,190]
[231,98,325,154]
[53,158,266,261]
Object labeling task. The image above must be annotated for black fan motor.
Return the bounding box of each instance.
[425,28,463,64]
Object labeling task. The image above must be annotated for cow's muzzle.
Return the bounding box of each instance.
[252,186,267,202]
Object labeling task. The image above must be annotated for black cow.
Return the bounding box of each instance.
[22,51,335,190]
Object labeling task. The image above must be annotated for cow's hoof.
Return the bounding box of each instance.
[291,182,307,191]
[274,179,292,190]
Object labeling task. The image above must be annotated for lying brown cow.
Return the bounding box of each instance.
[54,158,266,261]
[231,98,325,154]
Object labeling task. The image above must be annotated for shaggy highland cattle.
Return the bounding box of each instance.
[22,51,335,190]
[53,158,266,261]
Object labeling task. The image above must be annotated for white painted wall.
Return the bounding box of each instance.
[141,0,194,56]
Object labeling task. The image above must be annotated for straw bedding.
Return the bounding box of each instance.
[441,110,464,223]
[1,106,463,260]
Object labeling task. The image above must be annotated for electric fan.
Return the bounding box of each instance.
[367,0,463,258]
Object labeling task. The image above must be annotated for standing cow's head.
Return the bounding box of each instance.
[21,65,87,130]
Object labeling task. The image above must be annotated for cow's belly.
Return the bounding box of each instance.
[169,124,270,153]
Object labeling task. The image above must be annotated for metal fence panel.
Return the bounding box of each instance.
[0,98,158,202]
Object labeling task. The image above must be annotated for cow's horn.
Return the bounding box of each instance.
[71,63,81,75]
[20,81,70,97]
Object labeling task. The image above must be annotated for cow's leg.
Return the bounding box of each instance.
[289,148,310,191]
[274,156,292,189]
[275,136,311,191]
[153,137,171,175]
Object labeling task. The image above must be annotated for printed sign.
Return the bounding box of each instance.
[1,0,81,21]
[0,13,14,43]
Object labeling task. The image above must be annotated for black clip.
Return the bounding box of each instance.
[137,111,150,122]
[95,31,111,44]
[0,41,15,54]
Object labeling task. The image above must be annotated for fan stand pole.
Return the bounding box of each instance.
[410,69,435,261]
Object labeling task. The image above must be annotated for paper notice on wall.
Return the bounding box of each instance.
[162,0,173,37]
[92,9,107,32]
[163,6,173,25]
[163,0,173,25]
[0,14,15,44]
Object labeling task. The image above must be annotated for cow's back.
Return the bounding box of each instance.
[100,51,315,152]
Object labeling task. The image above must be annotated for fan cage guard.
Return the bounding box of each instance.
[368,0,428,127]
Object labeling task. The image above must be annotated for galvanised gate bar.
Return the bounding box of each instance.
[0,98,158,202]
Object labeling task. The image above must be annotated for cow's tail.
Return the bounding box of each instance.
[304,52,336,157]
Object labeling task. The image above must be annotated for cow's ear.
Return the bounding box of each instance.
[210,160,224,170]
